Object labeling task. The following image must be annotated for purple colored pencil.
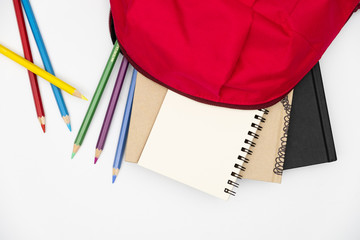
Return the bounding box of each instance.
[94,57,129,163]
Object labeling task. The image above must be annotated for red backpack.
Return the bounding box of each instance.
[110,0,359,109]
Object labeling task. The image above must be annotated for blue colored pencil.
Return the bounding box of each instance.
[112,69,137,183]
[21,0,71,131]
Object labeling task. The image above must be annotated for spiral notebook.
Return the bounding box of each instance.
[138,90,266,200]
[242,91,293,183]
[126,73,292,184]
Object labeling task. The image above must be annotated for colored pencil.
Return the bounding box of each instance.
[0,44,87,100]
[94,57,129,164]
[13,0,45,132]
[21,0,71,131]
[72,41,120,158]
[112,69,137,183]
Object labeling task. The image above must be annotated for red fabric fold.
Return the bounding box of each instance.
[110,0,359,109]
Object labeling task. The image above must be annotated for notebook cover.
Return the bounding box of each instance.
[126,64,336,171]
[138,90,263,200]
[283,63,337,169]
[125,73,167,163]
[126,76,292,183]
[242,91,293,183]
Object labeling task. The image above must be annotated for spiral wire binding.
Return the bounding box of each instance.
[224,109,269,196]
[273,95,292,175]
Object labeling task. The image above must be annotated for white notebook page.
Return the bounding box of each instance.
[138,90,263,200]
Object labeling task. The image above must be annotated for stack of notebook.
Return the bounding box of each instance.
[124,63,336,200]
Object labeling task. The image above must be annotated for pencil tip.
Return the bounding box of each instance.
[67,123,72,132]
[72,144,80,158]
[95,149,102,162]
[81,95,88,101]
[112,175,117,184]
[38,117,46,132]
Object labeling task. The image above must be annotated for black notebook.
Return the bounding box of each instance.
[284,63,337,169]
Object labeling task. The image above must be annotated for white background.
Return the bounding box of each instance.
[0,1,359,239]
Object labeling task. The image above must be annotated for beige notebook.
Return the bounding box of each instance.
[138,90,265,200]
[125,73,293,183]
[242,91,293,183]
[125,73,167,164]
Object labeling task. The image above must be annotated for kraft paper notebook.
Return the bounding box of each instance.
[125,73,167,164]
[126,63,336,178]
[125,73,293,184]
[137,90,266,200]
[242,91,293,183]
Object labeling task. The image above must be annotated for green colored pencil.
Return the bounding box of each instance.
[72,41,120,158]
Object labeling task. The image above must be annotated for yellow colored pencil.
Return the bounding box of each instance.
[0,43,87,100]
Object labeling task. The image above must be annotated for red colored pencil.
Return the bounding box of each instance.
[13,0,46,132]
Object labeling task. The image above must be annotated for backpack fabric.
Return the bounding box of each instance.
[110,0,359,109]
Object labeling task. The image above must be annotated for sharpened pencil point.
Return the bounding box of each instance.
[72,144,80,159]
[63,116,70,131]
[38,117,46,133]
[112,175,117,184]
[112,168,120,183]
[72,90,87,100]
[95,149,102,163]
